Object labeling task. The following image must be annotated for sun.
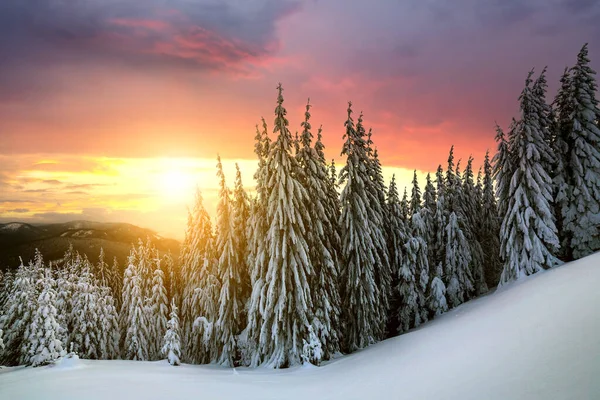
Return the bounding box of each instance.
[157,163,196,201]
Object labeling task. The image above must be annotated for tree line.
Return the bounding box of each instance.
[0,43,598,369]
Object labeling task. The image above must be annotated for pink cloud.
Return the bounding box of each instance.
[109,18,169,32]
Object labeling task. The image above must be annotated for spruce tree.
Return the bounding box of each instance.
[552,67,573,257]
[431,166,447,271]
[97,284,120,359]
[400,188,410,223]
[481,150,502,287]
[149,264,169,360]
[410,170,422,215]
[232,163,251,310]
[162,299,182,366]
[498,70,561,285]
[559,44,600,259]
[398,214,428,333]
[252,84,315,368]
[122,259,149,361]
[0,269,12,312]
[363,127,392,332]
[427,262,448,317]
[493,123,513,230]
[386,175,407,333]
[410,212,429,324]
[69,262,100,359]
[339,103,387,351]
[533,67,557,177]
[422,172,437,247]
[1,265,36,365]
[245,118,271,366]
[162,251,176,304]
[110,256,122,310]
[25,268,64,367]
[445,212,473,307]
[214,155,245,366]
[462,156,488,296]
[295,100,342,360]
[1,255,42,365]
[189,246,220,365]
[55,252,77,347]
[95,247,113,292]
[180,189,214,359]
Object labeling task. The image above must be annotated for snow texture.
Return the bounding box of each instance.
[2,252,599,399]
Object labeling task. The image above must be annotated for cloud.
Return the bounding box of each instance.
[0,0,302,91]
[6,208,29,213]
[23,189,51,193]
[64,183,109,190]
[43,179,63,185]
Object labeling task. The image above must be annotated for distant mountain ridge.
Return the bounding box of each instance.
[0,220,180,271]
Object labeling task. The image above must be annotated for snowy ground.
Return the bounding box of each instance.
[2,253,599,400]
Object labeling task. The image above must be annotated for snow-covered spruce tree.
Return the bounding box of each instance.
[558,44,600,259]
[368,142,393,324]
[552,67,573,257]
[0,329,4,351]
[0,269,13,312]
[96,284,120,360]
[397,213,429,333]
[25,268,64,367]
[162,251,176,304]
[179,189,214,360]
[400,187,410,223]
[422,172,437,246]
[213,155,245,367]
[339,103,387,351]
[140,238,158,303]
[462,156,488,296]
[320,133,344,273]
[121,257,149,361]
[190,249,220,365]
[443,147,474,303]
[95,248,112,291]
[410,170,422,215]
[301,325,323,366]
[69,262,101,359]
[232,163,251,307]
[110,256,122,310]
[412,212,430,324]
[120,248,136,339]
[481,150,502,287]
[55,250,81,348]
[244,119,272,366]
[162,298,182,366]
[445,146,458,211]
[430,166,447,270]
[0,260,37,365]
[295,100,342,360]
[532,67,558,173]
[498,70,561,286]
[493,123,513,231]
[250,84,316,368]
[149,263,169,360]
[445,212,473,307]
[427,261,448,317]
[386,175,407,334]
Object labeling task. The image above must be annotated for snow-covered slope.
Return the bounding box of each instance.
[1,253,599,400]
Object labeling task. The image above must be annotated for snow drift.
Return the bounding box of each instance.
[1,252,599,400]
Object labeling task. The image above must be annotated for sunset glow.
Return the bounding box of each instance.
[0,0,598,239]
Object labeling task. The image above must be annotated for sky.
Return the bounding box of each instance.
[0,0,599,240]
